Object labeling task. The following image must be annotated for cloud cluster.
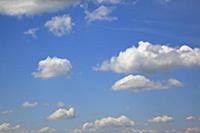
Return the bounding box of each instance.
[112,75,182,92]
[85,6,117,22]
[48,107,75,120]
[32,57,72,79]
[22,101,38,108]
[0,123,20,132]
[0,0,79,16]
[72,115,135,133]
[95,41,200,74]
[45,15,74,37]
[149,115,174,124]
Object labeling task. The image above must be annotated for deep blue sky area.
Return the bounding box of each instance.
[0,0,200,133]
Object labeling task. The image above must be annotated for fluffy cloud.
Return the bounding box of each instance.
[48,107,75,120]
[95,41,200,74]
[85,6,118,22]
[32,57,72,79]
[112,75,182,92]
[45,15,74,37]
[0,123,20,132]
[72,115,135,133]
[0,0,79,16]
[149,115,174,124]
[37,126,56,133]
[22,101,38,108]
[24,28,38,38]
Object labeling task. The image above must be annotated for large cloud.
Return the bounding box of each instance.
[48,107,75,120]
[32,57,72,79]
[72,115,136,133]
[95,41,200,74]
[85,6,118,22]
[112,75,182,92]
[0,0,79,16]
[45,15,74,37]
[149,115,174,124]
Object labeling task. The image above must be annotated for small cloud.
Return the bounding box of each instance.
[22,101,38,108]
[85,6,118,22]
[45,15,74,37]
[149,115,174,124]
[37,126,56,133]
[56,102,65,108]
[0,123,20,132]
[47,107,75,120]
[1,110,13,115]
[24,28,38,38]
[32,57,72,79]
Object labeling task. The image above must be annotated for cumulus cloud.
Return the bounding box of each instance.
[85,6,118,22]
[149,115,174,124]
[32,57,72,79]
[0,123,20,132]
[24,28,38,38]
[37,126,56,133]
[22,101,38,108]
[48,107,75,120]
[95,41,200,74]
[72,115,135,133]
[45,15,74,37]
[112,75,182,92]
[0,0,79,16]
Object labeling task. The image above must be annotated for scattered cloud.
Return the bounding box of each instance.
[1,110,13,115]
[45,15,74,37]
[112,75,182,92]
[24,28,38,38]
[0,0,80,17]
[72,115,135,133]
[184,128,200,133]
[149,115,174,124]
[94,0,122,4]
[0,123,20,132]
[22,101,38,108]
[186,116,199,121]
[32,57,72,79]
[85,6,118,22]
[37,126,56,133]
[95,41,200,74]
[48,107,75,120]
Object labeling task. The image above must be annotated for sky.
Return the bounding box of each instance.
[0,0,200,133]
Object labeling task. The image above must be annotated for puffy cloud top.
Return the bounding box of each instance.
[0,123,20,132]
[149,115,174,124]
[32,57,72,79]
[0,0,79,16]
[95,41,200,74]
[48,107,75,120]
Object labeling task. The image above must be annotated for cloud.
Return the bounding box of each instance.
[0,0,79,16]
[95,41,200,74]
[72,115,136,133]
[85,6,118,22]
[32,57,72,79]
[94,0,122,4]
[184,128,200,133]
[37,126,56,133]
[112,75,182,92]
[22,101,38,108]
[149,115,174,124]
[0,123,20,132]
[186,116,199,121]
[45,14,74,37]
[47,107,75,120]
[1,110,13,115]
[56,102,65,108]
[24,28,38,38]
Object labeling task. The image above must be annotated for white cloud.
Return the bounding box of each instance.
[32,57,72,79]
[48,107,75,120]
[85,6,118,22]
[149,115,174,124]
[186,116,199,121]
[0,0,79,16]
[0,123,20,132]
[72,115,135,133]
[94,0,122,4]
[24,28,38,38]
[112,75,182,92]
[45,15,74,37]
[184,128,200,133]
[22,101,38,108]
[56,102,65,108]
[1,110,13,115]
[37,126,56,133]
[95,41,200,74]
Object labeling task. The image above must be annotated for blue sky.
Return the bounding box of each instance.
[0,0,200,133]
